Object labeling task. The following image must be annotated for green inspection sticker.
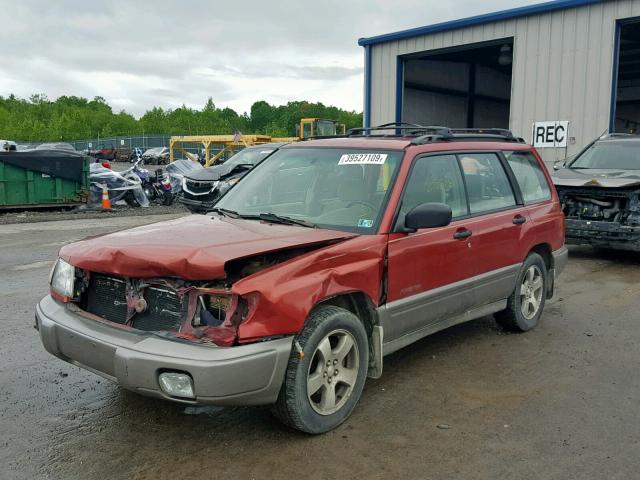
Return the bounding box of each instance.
[358,219,374,228]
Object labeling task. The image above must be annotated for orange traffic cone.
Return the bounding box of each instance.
[101,183,112,210]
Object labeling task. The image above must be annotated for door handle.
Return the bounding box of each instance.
[453,228,472,240]
[512,215,527,225]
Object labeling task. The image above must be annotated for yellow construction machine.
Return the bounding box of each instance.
[296,118,346,138]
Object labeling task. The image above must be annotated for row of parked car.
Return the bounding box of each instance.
[37,124,639,435]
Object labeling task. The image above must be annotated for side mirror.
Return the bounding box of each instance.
[405,202,452,230]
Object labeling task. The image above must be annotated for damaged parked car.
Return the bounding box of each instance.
[179,143,286,213]
[553,134,640,251]
[142,147,170,165]
[36,125,567,433]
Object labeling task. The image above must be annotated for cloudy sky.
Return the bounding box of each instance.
[0,0,535,116]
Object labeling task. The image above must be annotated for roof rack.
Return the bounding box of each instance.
[410,127,524,145]
[346,122,452,138]
[351,123,523,143]
[303,123,525,144]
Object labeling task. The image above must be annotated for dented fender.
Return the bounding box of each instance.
[233,235,388,342]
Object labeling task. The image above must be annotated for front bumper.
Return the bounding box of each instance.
[565,219,640,251]
[36,295,293,406]
[177,194,214,212]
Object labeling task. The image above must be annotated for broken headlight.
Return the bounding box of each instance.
[181,292,260,346]
[50,258,75,301]
[196,294,231,327]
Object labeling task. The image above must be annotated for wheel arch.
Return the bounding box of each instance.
[313,291,383,379]
[528,242,552,270]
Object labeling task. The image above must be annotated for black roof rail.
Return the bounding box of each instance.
[450,128,515,138]
[301,123,524,144]
[347,123,453,138]
[410,127,523,145]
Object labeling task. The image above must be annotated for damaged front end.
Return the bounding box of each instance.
[50,243,333,347]
[557,186,640,250]
[57,268,247,347]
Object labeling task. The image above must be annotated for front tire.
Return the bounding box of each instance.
[273,306,369,434]
[124,191,140,207]
[161,191,174,205]
[495,253,547,332]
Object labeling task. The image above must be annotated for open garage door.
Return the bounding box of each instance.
[613,20,640,134]
[401,39,513,129]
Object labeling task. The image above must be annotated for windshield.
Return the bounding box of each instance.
[225,147,275,167]
[571,142,640,170]
[216,147,403,233]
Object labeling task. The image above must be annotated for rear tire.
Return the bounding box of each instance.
[272,306,369,434]
[495,253,547,332]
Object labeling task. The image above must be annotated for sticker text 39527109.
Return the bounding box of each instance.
[338,153,388,165]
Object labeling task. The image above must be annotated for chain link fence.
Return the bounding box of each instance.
[68,134,170,151]
[67,134,214,161]
[20,134,250,162]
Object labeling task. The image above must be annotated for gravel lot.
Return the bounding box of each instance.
[1,214,639,479]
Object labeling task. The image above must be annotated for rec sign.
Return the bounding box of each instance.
[532,121,569,148]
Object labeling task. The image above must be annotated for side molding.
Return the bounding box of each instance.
[380,299,507,356]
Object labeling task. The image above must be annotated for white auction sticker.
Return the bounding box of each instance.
[338,153,387,165]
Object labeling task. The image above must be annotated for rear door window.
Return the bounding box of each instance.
[459,153,516,214]
[504,151,552,204]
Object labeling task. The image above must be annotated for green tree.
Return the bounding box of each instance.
[0,95,363,141]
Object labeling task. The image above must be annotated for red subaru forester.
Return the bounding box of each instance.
[37,125,567,433]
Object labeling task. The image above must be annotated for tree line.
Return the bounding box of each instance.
[0,94,363,142]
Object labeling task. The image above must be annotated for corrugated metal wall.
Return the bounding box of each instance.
[368,0,640,164]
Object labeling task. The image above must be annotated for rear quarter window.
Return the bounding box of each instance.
[504,151,552,204]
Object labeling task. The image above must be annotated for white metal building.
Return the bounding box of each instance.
[359,0,640,164]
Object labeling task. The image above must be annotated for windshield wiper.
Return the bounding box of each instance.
[259,212,317,228]
[209,207,241,218]
[230,163,254,169]
[220,163,254,177]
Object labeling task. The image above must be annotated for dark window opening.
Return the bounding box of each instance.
[401,39,513,129]
[614,20,640,134]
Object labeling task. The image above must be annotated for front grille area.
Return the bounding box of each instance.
[83,274,184,332]
[86,274,128,324]
[184,180,216,195]
[131,287,184,331]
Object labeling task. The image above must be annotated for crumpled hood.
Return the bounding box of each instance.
[185,163,249,182]
[553,168,640,188]
[59,215,357,280]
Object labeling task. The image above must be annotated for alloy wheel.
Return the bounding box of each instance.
[520,265,544,320]
[306,329,360,416]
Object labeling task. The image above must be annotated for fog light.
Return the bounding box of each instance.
[158,372,195,399]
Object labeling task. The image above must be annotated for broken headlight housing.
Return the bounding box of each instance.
[50,258,75,301]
